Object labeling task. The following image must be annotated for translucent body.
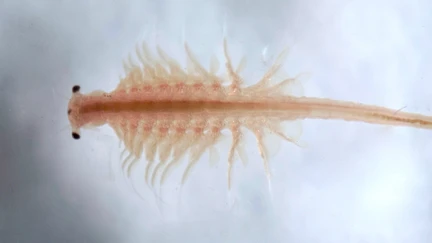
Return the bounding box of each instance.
[67,39,432,190]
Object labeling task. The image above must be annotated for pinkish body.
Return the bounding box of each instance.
[67,39,432,189]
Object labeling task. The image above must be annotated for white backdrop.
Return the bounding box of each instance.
[1,0,432,242]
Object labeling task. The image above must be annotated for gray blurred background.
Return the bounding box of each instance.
[1,0,432,242]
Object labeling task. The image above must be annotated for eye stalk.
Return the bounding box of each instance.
[72,85,80,93]
[72,132,80,139]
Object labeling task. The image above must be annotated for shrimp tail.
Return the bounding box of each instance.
[287,97,432,130]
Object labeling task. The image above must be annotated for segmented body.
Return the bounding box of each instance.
[67,38,432,191]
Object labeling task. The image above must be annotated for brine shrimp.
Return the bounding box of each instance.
[67,38,432,193]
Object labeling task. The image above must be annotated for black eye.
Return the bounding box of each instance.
[72,85,80,93]
[68,109,72,115]
[72,132,80,139]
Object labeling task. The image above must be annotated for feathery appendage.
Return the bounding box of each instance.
[109,38,306,191]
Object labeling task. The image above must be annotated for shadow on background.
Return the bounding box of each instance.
[0,3,121,242]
